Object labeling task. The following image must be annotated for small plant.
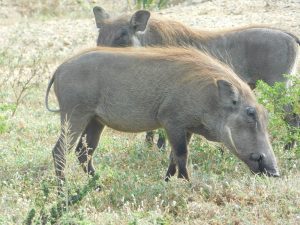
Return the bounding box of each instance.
[24,174,100,224]
[24,209,36,225]
[0,114,9,134]
[130,0,170,10]
[256,74,300,153]
[0,47,49,117]
[23,119,101,224]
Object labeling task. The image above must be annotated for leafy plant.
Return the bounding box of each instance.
[133,0,170,9]
[255,75,300,153]
[0,47,49,117]
[24,174,100,224]
[0,115,9,134]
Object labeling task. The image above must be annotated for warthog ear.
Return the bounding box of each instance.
[130,10,150,32]
[93,6,110,28]
[217,80,239,106]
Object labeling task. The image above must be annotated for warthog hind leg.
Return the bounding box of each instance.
[157,131,166,149]
[52,111,91,194]
[145,131,154,146]
[145,130,167,150]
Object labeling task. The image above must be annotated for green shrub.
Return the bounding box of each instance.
[255,74,300,154]
[24,174,100,224]
[134,0,170,9]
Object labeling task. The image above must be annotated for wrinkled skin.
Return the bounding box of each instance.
[46,47,280,191]
[93,6,299,150]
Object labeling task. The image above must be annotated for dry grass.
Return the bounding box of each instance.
[0,1,299,224]
[1,0,93,19]
[1,44,299,225]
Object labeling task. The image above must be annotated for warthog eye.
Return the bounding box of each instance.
[112,29,130,46]
[118,29,128,38]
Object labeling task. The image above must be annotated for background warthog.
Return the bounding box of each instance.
[93,6,300,149]
[46,47,279,187]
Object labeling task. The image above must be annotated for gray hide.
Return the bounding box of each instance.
[94,7,299,88]
[93,7,299,149]
[46,47,279,187]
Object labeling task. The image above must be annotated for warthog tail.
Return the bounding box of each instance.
[285,31,300,45]
[45,73,60,112]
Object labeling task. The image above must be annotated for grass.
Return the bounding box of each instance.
[5,0,92,19]
[1,57,299,225]
[1,115,299,224]
[0,3,300,224]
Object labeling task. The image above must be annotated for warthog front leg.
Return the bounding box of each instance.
[165,151,176,181]
[165,132,192,181]
[75,117,104,176]
[165,129,192,181]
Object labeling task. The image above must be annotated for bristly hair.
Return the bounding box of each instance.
[148,16,300,45]
[65,46,253,98]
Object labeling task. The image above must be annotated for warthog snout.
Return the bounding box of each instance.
[249,153,280,177]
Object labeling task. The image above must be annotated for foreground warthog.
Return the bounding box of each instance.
[93,6,300,148]
[46,47,279,185]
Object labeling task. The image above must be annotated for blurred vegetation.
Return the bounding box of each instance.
[256,75,300,155]
[2,0,173,21]
[6,0,93,19]
[133,0,170,9]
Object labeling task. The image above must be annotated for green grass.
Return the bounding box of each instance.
[134,0,170,9]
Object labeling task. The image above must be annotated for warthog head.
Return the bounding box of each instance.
[214,80,279,176]
[93,6,150,46]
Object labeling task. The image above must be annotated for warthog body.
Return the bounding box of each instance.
[94,7,299,87]
[46,47,279,185]
[94,7,300,148]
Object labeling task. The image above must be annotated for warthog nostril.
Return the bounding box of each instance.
[250,153,265,161]
[249,153,279,176]
[249,153,266,173]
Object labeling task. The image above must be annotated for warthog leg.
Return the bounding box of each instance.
[52,136,67,194]
[165,130,192,181]
[145,131,154,146]
[157,131,166,149]
[145,130,166,149]
[165,151,176,181]
[75,117,104,176]
[52,111,91,194]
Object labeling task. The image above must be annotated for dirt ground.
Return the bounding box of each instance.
[1,0,299,71]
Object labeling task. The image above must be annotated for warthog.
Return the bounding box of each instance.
[93,7,300,149]
[46,47,279,187]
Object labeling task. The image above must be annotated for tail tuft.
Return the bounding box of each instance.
[285,31,300,45]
